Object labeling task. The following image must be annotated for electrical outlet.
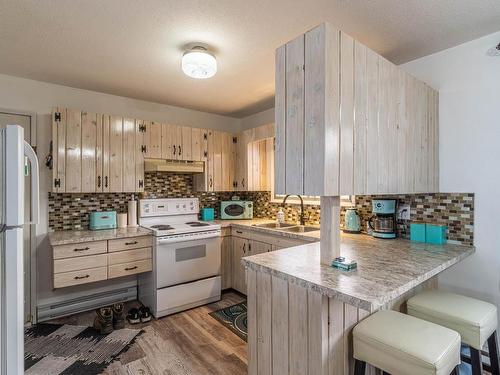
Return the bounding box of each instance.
[397,204,411,220]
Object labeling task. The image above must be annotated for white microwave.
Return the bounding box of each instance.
[220,201,253,220]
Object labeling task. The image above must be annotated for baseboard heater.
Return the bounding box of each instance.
[37,286,137,322]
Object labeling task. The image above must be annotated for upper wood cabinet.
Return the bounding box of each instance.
[234,123,275,192]
[52,108,145,193]
[275,23,439,196]
[193,130,236,192]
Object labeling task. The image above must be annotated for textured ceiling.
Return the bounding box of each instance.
[1,0,499,118]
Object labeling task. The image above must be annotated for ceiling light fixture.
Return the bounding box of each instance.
[181,46,217,79]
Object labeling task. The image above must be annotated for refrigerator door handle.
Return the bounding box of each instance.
[24,141,39,225]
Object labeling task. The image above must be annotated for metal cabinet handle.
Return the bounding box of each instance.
[125,241,138,245]
[209,177,213,188]
[104,176,108,188]
[243,243,246,254]
[74,275,90,280]
[248,243,252,252]
[173,145,176,155]
[125,266,138,271]
[74,247,90,252]
[242,178,245,188]
[178,145,182,155]
[235,230,243,234]
[97,176,101,188]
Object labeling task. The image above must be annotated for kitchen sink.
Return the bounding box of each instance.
[253,222,296,229]
[278,225,320,233]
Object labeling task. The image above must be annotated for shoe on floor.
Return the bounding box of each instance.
[139,306,152,323]
[127,308,141,324]
[94,307,113,334]
[112,303,125,329]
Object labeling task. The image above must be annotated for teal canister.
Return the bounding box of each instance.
[344,208,361,233]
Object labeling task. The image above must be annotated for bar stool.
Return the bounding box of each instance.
[408,290,499,375]
[353,310,461,375]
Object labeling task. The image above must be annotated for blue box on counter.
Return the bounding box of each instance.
[410,223,426,242]
[201,207,215,221]
[89,211,117,230]
[426,223,447,245]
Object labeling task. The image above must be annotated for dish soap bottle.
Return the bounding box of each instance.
[276,207,285,225]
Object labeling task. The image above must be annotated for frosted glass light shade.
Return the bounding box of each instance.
[181,48,217,79]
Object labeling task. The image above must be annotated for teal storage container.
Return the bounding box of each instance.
[89,211,117,230]
[426,223,447,245]
[201,207,215,221]
[410,223,426,242]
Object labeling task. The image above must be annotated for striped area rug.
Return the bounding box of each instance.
[24,323,142,374]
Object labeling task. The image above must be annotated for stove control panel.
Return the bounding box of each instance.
[139,198,199,217]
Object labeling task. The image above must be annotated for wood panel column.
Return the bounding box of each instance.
[320,196,340,265]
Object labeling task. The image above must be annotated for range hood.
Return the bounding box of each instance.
[144,159,204,173]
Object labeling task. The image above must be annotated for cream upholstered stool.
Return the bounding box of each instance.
[408,290,499,375]
[353,310,461,375]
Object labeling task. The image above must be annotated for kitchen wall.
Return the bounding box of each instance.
[401,31,500,321]
[0,73,242,310]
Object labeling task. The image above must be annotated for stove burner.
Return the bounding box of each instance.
[151,224,174,230]
[186,221,210,227]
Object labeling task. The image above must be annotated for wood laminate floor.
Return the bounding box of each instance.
[50,291,248,375]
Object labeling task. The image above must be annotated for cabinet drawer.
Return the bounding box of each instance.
[53,240,107,260]
[108,236,152,252]
[53,267,107,288]
[108,259,152,279]
[231,227,254,239]
[54,254,107,274]
[108,247,152,265]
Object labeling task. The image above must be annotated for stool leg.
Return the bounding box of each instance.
[470,347,483,375]
[354,359,366,375]
[488,331,500,375]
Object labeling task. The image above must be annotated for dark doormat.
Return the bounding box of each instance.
[209,301,247,341]
[24,323,142,374]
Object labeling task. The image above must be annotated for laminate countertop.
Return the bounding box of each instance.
[214,219,320,242]
[242,233,474,311]
[49,227,153,246]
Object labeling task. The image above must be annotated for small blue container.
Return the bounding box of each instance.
[410,223,426,242]
[201,207,215,221]
[426,224,447,245]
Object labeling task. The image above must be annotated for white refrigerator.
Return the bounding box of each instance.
[0,125,39,375]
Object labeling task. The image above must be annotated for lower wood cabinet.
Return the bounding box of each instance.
[52,235,152,288]
[226,228,310,295]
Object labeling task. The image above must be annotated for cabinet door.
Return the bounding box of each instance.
[191,127,202,161]
[135,120,145,192]
[145,121,162,159]
[52,107,66,192]
[65,109,82,192]
[122,118,136,192]
[212,130,223,191]
[232,237,248,294]
[193,129,209,191]
[234,132,248,191]
[180,126,192,160]
[81,111,97,193]
[108,115,123,192]
[248,239,272,255]
[221,236,232,290]
[95,114,104,192]
[221,132,235,191]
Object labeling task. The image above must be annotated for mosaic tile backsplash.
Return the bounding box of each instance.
[48,172,474,245]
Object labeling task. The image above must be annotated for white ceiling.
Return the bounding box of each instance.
[1,0,499,118]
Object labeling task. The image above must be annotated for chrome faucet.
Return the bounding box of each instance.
[282,194,306,226]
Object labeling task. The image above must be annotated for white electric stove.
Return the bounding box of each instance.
[138,198,221,318]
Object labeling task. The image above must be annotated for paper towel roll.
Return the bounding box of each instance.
[128,200,138,227]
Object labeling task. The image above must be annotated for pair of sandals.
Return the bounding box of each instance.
[127,306,152,324]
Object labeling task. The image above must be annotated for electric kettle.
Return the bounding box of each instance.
[343,208,361,233]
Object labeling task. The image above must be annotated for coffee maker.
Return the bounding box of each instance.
[368,199,397,239]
